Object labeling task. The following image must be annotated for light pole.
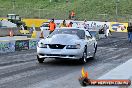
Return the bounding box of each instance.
[12,0,15,13]
[115,0,120,22]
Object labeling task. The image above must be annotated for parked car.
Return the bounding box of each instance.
[40,22,62,31]
[40,22,49,31]
[37,28,97,64]
[40,20,75,31]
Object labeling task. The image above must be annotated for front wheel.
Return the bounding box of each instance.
[79,48,87,64]
[37,55,44,63]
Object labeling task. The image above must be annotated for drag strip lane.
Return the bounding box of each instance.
[0,47,132,88]
[0,32,132,88]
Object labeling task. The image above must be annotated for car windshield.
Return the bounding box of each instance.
[41,23,49,27]
[48,29,85,39]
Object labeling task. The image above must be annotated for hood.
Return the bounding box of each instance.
[40,34,81,45]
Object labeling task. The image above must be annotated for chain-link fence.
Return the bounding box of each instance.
[0,6,69,19]
[0,0,132,22]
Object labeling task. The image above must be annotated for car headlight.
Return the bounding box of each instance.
[66,44,81,49]
[38,42,47,48]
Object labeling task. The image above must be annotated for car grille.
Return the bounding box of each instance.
[48,44,65,49]
[47,54,66,57]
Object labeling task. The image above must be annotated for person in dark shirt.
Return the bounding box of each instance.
[99,28,105,34]
[127,23,132,42]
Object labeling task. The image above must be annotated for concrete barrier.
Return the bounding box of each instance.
[29,38,40,49]
[84,59,132,88]
[0,37,40,53]
[0,41,15,53]
[15,39,29,51]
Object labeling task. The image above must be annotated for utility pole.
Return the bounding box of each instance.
[115,0,120,22]
[12,0,15,13]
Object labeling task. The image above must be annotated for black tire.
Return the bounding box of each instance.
[91,45,97,60]
[79,48,87,64]
[37,55,44,63]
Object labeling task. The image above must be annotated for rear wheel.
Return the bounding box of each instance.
[79,48,87,64]
[37,55,44,63]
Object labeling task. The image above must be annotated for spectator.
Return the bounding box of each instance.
[48,19,56,34]
[67,22,73,27]
[83,19,89,30]
[103,24,109,38]
[29,27,33,34]
[60,20,67,27]
[70,10,75,20]
[99,27,105,34]
[127,23,132,42]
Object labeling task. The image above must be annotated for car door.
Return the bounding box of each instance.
[85,31,95,56]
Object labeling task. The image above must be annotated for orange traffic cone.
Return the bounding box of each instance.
[40,31,44,38]
[9,30,14,37]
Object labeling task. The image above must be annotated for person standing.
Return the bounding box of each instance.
[103,24,109,38]
[60,20,67,27]
[83,19,89,30]
[67,22,73,27]
[48,19,56,34]
[70,10,75,20]
[127,23,132,42]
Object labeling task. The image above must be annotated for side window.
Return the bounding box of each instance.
[41,24,44,27]
[41,23,49,27]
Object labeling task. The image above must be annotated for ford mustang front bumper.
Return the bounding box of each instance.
[37,47,84,59]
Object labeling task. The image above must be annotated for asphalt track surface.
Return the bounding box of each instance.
[0,32,132,88]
